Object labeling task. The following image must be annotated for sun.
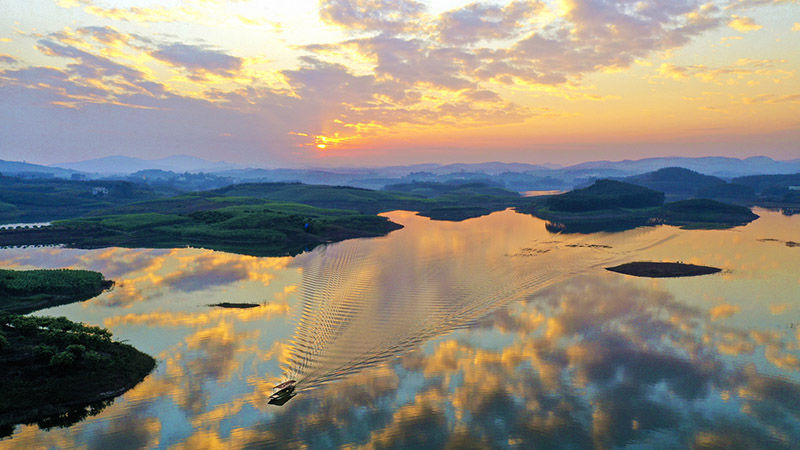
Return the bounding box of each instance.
[316,143,327,150]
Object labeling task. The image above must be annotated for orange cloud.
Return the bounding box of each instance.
[709,304,741,320]
[728,15,763,32]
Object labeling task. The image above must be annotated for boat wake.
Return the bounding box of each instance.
[275,212,674,397]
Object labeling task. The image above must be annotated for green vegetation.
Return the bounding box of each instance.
[0,181,524,256]
[606,262,721,278]
[0,175,163,223]
[0,269,113,314]
[0,313,155,437]
[519,180,758,233]
[544,180,665,211]
[696,183,755,201]
[731,173,800,207]
[0,268,155,437]
[211,181,521,219]
[0,196,402,257]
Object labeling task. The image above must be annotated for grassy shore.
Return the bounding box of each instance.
[0,269,155,437]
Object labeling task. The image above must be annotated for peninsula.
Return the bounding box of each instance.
[0,269,155,437]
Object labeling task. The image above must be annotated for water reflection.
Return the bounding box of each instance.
[0,209,798,448]
[282,211,667,393]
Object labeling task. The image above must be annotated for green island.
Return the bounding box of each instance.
[0,268,113,314]
[518,180,758,233]
[606,262,722,278]
[0,269,155,437]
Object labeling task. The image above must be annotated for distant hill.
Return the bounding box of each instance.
[624,167,725,200]
[0,176,162,223]
[731,173,800,204]
[731,173,800,193]
[55,155,241,175]
[5,154,799,192]
[564,156,800,178]
[0,159,77,179]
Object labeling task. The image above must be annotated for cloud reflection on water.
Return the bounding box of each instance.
[246,273,799,448]
[1,209,798,448]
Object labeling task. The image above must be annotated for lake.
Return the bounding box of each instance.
[1,208,798,448]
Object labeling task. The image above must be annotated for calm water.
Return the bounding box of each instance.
[1,209,799,448]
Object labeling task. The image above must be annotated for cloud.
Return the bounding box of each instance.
[2,0,793,163]
[654,58,789,84]
[710,303,741,320]
[319,0,426,33]
[728,15,763,32]
[0,54,18,65]
[742,93,800,104]
[150,43,244,80]
[437,0,544,45]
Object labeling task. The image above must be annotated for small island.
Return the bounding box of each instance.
[209,302,260,309]
[0,269,155,437]
[606,262,722,278]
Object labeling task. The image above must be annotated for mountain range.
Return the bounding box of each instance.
[0,155,797,187]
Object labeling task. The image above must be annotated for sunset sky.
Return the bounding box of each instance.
[1,0,798,167]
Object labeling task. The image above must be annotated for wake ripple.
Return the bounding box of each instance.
[280,220,672,393]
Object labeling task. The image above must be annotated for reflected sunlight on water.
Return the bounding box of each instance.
[0,208,798,448]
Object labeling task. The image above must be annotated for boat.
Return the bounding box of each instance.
[268,380,297,406]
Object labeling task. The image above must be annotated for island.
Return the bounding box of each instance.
[0,269,155,437]
[0,268,113,314]
[518,179,759,233]
[209,302,260,309]
[606,262,722,278]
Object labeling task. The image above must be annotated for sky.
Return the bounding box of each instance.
[0,0,798,168]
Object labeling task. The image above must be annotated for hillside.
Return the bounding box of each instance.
[0,176,162,224]
[624,167,724,200]
[544,180,665,212]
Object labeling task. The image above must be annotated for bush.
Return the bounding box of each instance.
[49,351,76,369]
[33,344,57,361]
[84,350,111,368]
[0,333,7,351]
[66,344,86,358]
